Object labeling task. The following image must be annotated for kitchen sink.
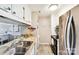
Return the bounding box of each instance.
[14,47,27,55]
[23,41,33,47]
[14,41,33,55]
[16,41,33,47]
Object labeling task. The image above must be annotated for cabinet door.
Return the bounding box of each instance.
[11,4,23,19]
[0,4,11,13]
[31,45,35,55]
[25,5,31,24]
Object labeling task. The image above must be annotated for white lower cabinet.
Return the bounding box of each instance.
[25,43,35,55]
[30,45,35,55]
[31,43,37,55]
[4,48,15,55]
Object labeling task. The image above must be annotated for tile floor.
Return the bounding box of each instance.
[37,44,54,55]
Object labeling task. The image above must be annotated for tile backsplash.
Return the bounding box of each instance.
[0,23,20,35]
[0,22,27,45]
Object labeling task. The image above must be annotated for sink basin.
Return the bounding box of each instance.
[16,41,33,47]
[14,41,33,55]
[23,41,33,47]
[14,47,27,55]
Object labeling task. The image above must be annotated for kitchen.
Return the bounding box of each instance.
[0,4,78,55]
[0,4,38,55]
[0,4,60,55]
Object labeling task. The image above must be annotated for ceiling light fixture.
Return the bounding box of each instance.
[48,4,58,11]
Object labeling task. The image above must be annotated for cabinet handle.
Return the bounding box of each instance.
[23,17,25,19]
[23,7,25,20]
[7,7,11,10]
[12,11,16,14]
[4,7,11,10]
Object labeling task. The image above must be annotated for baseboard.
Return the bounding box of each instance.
[39,43,50,45]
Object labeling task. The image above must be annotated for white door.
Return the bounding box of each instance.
[38,16,51,44]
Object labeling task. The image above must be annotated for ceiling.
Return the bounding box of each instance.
[28,4,77,17]
[28,4,61,16]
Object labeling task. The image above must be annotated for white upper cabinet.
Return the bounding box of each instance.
[11,4,32,24]
[0,4,32,25]
[0,4,12,13]
[11,4,24,19]
[24,5,32,24]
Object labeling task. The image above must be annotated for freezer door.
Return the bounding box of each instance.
[64,16,76,55]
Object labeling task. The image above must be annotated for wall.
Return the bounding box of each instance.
[31,12,38,28]
[0,22,27,41]
[38,16,51,44]
[0,23,13,35]
[51,14,59,35]
[59,12,69,55]
[31,12,40,49]
[57,4,77,17]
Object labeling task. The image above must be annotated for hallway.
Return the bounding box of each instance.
[37,44,54,55]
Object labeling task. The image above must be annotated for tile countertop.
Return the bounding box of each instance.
[20,36,36,55]
[0,36,36,55]
[21,36,36,41]
[0,38,22,55]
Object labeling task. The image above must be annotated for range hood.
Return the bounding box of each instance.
[0,9,31,26]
